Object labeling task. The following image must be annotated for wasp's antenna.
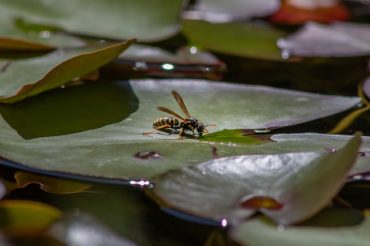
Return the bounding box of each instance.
[205,124,217,127]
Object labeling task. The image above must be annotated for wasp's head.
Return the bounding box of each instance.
[196,123,205,137]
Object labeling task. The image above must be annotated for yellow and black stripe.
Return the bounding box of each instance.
[153,117,179,127]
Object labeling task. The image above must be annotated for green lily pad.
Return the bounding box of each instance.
[0,200,62,235]
[0,15,85,50]
[186,0,280,22]
[231,212,370,246]
[182,20,286,60]
[151,134,361,225]
[0,79,363,181]
[0,40,133,103]
[0,0,184,42]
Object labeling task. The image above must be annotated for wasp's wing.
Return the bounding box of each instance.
[157,107,185,120]
[171,90,191,117]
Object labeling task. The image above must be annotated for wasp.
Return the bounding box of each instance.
[143,90,214,138]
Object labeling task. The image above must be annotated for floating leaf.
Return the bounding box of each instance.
[0,80,359,182]
[278,22,370,58]
[0,40,133,103]
[0,79,363,181]
[0,15,85,50]
[185,0,280,22]
[0,0,184,42]
[231,211,370,246]
[270,0,350,24]
[151,134,361,225]
[182,20,286,60]
[0,200,62,235]
[14,172,91,194]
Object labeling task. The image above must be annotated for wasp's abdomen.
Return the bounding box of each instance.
[153,117,179,128]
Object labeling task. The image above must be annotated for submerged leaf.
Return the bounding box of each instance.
[0,79,363,180]
[182,20,286,60]
[0,40,133,103]
[278,22,370,58]
[0,0,184,42]
[185,0,280,22]
[0,200,62,235]
[151,134,361,225]
[14,172,91,194]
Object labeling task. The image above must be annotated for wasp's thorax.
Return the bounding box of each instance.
[181,117,205,137]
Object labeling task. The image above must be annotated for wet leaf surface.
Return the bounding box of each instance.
[0,79,362,180]
[151,134,361,225]
[185,0,280,22]
[0,41,133,103]
[201,129,273,144]
[182,20,286,60]
[231,210,370,246]
[278,22,370,58]
[0,0,184,42]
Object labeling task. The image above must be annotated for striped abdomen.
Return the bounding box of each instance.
[153,117,180,128]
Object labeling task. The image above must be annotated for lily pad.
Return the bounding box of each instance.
[151,134,361,225]
[0,0,184,42]
[0,40,133,103]
[231,212,370,246]
[182,20,286,60]
[278,22,370,58]
[0,79,363,181]
[185,0,280,22]
[0,15,85,50]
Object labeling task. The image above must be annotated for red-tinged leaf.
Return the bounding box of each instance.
[270,0,350,24]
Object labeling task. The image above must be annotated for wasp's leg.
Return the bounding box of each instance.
[143,124,172,135]
[178,128,185,140]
